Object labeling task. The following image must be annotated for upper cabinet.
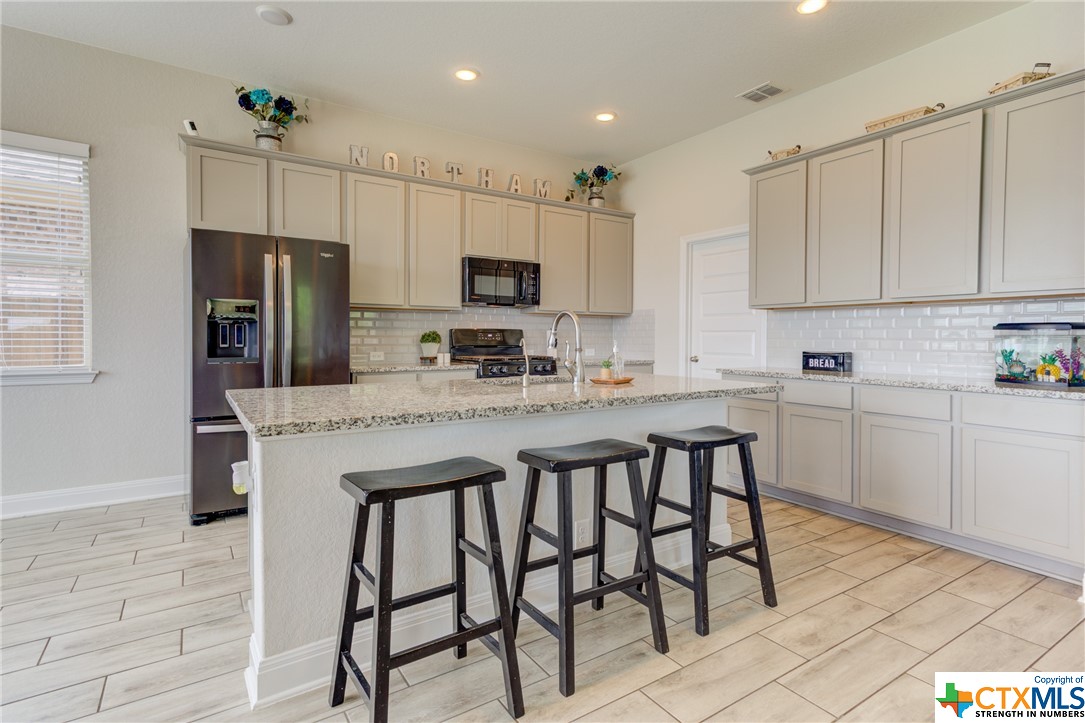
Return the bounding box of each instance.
[346,173,406,307]
[271,161,341,243]
[408,184,462,309]
[887,109,982,298]
[463,193,538,261]
[538,206,589,312]
[988,81,1085,294]
[187,147,268,234]
[588,214,633,314]
[807,140,883,303]
[749,161,806,306]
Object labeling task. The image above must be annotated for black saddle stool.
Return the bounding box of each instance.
[330,457,524,723]
[642,425,777,636]
[509,438,669,697]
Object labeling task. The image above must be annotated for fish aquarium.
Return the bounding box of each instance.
[994,323,1084,390]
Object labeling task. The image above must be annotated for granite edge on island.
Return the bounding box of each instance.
[351,359,655,374]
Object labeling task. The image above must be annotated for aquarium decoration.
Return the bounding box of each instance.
[993,323,1085,390]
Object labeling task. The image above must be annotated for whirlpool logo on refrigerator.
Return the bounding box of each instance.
[935,673,1085,719]
[320,252,335,259]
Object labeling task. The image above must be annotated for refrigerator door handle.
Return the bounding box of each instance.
[283,253,293,387]
[196,423,246,434]
[264,253,275,387]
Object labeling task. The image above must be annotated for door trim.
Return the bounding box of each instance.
[678,225,764,378]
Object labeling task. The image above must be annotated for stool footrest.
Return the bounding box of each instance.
[460,612,503,660]
[389,618,502,669]
[354,582,457,622]
[599,507,638,529]
[657,497,692,515]
[711,484,746,502]
[516,597,559,637]
[526,522,559,549]
[458,537,489,565]
[524,544,597,573]
[598,571,652,607]
[572,572,648,605]
[651,520,693,538]
[352,562,376,594]
[339,650,372,702]
[652,563,695,592]
[706,538,758,560]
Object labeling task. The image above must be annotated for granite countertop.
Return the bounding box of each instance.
[351,359,655,374]
[227,374,778,439]
[717,367,1085,401]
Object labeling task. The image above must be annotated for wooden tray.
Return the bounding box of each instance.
[590,376,634,385]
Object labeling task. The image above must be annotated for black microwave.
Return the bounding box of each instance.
[462,256,540,307]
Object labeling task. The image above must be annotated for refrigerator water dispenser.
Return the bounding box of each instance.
[206,298,258,363]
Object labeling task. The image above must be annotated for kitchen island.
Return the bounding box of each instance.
[226,373,780,707]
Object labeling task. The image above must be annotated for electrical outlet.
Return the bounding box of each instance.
[585,348,595,357]
[369,351,385,362]
[575,519,590,546]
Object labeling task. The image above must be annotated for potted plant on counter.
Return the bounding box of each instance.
[599,359,614,380]
[419,330,441,359]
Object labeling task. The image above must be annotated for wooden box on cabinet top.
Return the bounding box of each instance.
[187,147,268,235]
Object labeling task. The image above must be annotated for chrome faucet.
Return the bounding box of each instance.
[547,310,585,384]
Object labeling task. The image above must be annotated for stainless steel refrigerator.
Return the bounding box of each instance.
[185,229,349,524]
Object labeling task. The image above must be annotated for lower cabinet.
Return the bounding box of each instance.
[961,427,1083,563]
[726,399,778,486]
[859,414,951,528]
[780,404,853,503]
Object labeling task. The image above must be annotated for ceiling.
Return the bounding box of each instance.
[1,1,1025,163]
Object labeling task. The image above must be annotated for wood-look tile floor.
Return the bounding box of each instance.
[1,495,1082,722]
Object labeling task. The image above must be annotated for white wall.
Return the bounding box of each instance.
[621,1,1085,375]
[0,27,593,497]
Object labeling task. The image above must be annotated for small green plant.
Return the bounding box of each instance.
[600,359,613,369]
[419,330,441,344]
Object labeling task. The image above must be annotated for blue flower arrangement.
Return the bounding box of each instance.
[234,86,310,131]
[573,164,621,190]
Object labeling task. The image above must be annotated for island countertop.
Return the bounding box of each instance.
[226,374,780,439]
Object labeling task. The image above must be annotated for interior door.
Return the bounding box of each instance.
[687,235,766,379]
[277,236,350,387]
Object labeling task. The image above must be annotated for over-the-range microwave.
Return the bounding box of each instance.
[462,256,540,307]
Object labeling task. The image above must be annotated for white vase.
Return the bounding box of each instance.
[254,121,284,151]
[588,187,605,208]
[420,342,440,358]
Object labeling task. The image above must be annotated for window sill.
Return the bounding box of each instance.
[0,369,99,387]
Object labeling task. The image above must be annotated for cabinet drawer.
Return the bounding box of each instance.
[860,387,951,421]
[779,381,852,409]
[961,395,1084,437]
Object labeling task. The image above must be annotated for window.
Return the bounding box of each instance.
[0,130,96,385]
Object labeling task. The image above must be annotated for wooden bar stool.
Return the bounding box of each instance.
[329,457,524,723]
[509,438,669,697]
[641,425,777,636]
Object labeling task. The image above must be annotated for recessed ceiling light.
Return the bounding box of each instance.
[595,112,617,123]
[256,5,293,26]
[454,68,480,82]
[796,0,828,14]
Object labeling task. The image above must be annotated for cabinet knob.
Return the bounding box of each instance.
[690,355,700,363]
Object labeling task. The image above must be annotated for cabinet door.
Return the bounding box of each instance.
[961,427,1083,563]
[807,140,883,302]
[503,198,538,261]
[989,82,1085,293]
[408,184,462,309]
[749,161,806,306]
[726,400,778,486]
[538,206,589,312]
[187,148,267,234]
[887,110,982,298]
[346,174,405,307]
[859,414,950,528]
[588,214,633,314]
[271,161,341,243]
[463,192,501,257]
[781,404,853,503]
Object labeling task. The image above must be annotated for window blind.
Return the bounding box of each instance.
[0,133,91,370]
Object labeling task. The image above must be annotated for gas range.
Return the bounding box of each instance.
[449,329,558,379]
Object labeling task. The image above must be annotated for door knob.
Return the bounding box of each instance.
[690,355,700,363]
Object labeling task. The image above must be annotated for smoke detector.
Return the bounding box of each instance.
[737,82,785,103]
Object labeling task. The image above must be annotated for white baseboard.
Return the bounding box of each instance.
[245,522,731,709]
[0,475,187,519]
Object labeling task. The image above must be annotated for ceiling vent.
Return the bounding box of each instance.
[737,82,784,103]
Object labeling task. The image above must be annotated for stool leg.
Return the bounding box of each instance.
[636,445,668,593]
[689,450,711,636]
[703,449,715,536]
[627,460,669,654]
[477,484,525,718]
[591,464,607,611]
[368,501,396,723]
[451,488,468,659]
[738,443,777,608]
[330,502,370,707]
[509,467,541,635]
[556,470,576,696]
